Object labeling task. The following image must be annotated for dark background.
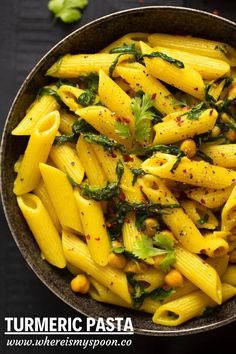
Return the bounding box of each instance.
[0,1,236,353]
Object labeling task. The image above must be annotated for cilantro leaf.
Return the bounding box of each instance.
[115,120,131,139]
[133,235,168,260]
[153,232,175,251]
[131,93,155,143]
[48,0,88,24]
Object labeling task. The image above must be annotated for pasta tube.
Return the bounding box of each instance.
[13,111,60,195]
[46,53,134,78]
[62,230,131,304]
[152,46,230,80]
[140,41,205,100]
[74,189,110,266]
[139,175,207,253]
[76,136,107,187]
[11,95,60,136]
[98,70,135,133]
[49,143,85,184]
[201,144,236,168]
[175,246,222,304]
[142,152,236,189]
[153,108,218,144]
[76,106,131,148]
[39,163,83,233]
[152,283,236,326]
[116,63,178,115]
[17,193,66,268]
[148,33,236,66]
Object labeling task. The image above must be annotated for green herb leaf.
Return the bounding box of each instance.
[48,0,88,23]
[83,132,126,153]
[115,120,131,139]
[131,168,145,185]
[131,93,155,143]
[77,89,96,107]
[197,213,209,225]
[151,287,174,301]
[182,102,208,121]
[78,72,99,92]
[153,232,175,251]
[133,235,168,260]
[142,52,184,68]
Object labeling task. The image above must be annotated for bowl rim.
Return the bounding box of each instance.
[1,5,236,336]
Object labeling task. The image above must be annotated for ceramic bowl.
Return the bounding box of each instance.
[1,6,236,335]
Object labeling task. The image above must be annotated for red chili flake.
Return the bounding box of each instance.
[119,191,126,201]
[175,116,184,126]
[123,117,130,124]
[123,153,134,162]
[194,87,199,91]
[152,93,157,100]
[200,198,206,204]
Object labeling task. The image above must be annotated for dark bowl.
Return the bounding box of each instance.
[1,6,236,336]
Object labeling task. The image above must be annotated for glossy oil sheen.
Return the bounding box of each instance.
[1,7,236,335]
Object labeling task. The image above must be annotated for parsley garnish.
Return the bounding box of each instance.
[48,0,88,23]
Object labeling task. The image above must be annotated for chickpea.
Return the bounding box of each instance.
[211,125,221,138]
[224,129,236,142]
[164,269,184,288]
[144,218,160,237]
[229,249,236,263]
[180,139,197,159]
[70,274,90,294]
[124,260,149,273]
[108,252,127,269]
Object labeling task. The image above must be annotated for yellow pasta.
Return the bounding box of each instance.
[201,144,236,168]
[174,246,222,304]
[49,143,85,184]
[116,62,178,115]
[142,152,236,189]
[152,283,236,326]
[62,230,131,304]
[13,111,60,195]
[17,193,66,268]
[148,33,236,66]
[185,186,233,209]
[39,163,83,233]
[140,41,205,100]
[34,179,61,232]
[153,108,218,144]
[46,53,134,78]
[76,136,107,187]
[74,189,110,266]
[152,46,230,80]
[98,70,135,133]
[12,94,60,136]
[76,106,131,148]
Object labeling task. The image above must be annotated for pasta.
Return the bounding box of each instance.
[12,32,236,328]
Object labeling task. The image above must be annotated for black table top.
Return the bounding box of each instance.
[1,1,236,353]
